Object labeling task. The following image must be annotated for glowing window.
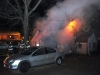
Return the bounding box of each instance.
[3,35,7,39]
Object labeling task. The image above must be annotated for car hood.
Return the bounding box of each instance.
[7,53,27,60]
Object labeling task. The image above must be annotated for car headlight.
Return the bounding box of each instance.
[12,60,21,66]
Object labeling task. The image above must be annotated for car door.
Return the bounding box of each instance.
[46,47,56,64]
[31,47,48,67]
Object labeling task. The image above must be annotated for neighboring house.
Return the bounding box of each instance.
[75,32,97,55]
[0,31,21,40]
[97,38,100,52]
[93,31,100,52]
[0,31,22,50]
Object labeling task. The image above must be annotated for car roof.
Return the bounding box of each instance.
[31,46,56,50]
[31,46,44,48]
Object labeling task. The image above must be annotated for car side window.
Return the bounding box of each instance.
[46,47,56,54]
[32,48,46,56]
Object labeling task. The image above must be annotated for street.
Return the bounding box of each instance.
[0,54,100,75]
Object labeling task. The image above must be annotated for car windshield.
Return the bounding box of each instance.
[20,47,38,55]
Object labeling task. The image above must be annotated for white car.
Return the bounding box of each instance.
[3,46,65,73]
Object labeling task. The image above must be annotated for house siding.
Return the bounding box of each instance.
[76,33,97,55]
[88,33,97,53]
[76,43,87,54]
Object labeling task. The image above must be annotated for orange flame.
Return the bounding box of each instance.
[67,20,77,31]
[57,20,77,44]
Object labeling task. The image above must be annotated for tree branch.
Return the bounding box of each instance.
[23,0,25,4]
[15,0,24,23]
[28,0,42,16]
[6,0,21,16]
[9,19,21,30]
[27,0,32,7]
[0,12,21,19]
[29,12,38,18]
[0,20,12,25]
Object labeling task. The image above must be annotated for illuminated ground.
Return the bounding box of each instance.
[0,54,100,75]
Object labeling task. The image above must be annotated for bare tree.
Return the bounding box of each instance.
[0,0,42,42]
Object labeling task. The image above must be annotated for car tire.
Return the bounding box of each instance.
[19,62,30,73]
[56,57,62,66]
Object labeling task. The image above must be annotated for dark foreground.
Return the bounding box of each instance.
[0,54,100,75]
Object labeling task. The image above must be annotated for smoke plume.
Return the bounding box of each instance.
[30,0,100,47]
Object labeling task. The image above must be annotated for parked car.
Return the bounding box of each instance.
[0,41,8,54]
[0,41,7,49]
[3,46,65,73]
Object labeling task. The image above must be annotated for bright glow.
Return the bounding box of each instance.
[10,36,11,38]
[12,60,21,66]
[57,19,79,44]
[30,30,42,47]
[36,43,39,46]
[67,20,77,31]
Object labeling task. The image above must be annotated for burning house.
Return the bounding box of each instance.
[30,19,80,55]
[30,0,100,55]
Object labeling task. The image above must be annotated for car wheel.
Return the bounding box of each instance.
[56,57,62,66]
[19,62,30,73]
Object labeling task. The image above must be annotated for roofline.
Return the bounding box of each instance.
[76,42,87,44]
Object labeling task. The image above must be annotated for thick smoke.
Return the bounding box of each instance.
[31,0,100,47]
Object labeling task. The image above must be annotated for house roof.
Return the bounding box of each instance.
[76,29,100,43]
[76,32,92,43]
[91,30,100,38]
[88,28,100,38]
[0,31,20,35]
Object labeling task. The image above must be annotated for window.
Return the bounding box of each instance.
[0,35,2,39]
[46,47,56,54]
[78,44,82,48]
[3,35,7,39]
[21,50,33,55]
[14,35,19,39]
[33,48,46,56]
[21,47,38,55]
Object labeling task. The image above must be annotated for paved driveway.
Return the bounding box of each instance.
[0,54,100,75]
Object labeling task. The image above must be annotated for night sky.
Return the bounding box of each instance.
[0,0,60,32]
[0,0,100,33]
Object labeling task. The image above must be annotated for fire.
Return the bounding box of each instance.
[57,20,77,44]
[30,19,81,47]
[61,19,81,43]
[30,30,43,47]
[67,20,77,31]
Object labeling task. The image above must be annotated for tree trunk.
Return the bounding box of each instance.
[23,0,41,42]
[23,1,29,42]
